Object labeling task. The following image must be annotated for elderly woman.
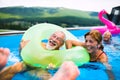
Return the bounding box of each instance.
[103,31,112,44]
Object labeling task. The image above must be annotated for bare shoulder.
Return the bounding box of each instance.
[100,52,108,63]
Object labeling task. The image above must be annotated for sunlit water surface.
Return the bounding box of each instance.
[0,29,120,80]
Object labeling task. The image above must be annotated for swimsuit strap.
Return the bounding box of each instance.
[95,51,105,61]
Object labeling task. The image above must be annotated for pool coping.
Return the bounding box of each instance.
[1,25,120,35]
[0,26,105,35]
[0,31,25,35]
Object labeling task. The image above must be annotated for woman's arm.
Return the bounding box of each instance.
[65,40,84,49]
[103,62,115,80]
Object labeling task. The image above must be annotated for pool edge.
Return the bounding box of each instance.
[0,27,104,35]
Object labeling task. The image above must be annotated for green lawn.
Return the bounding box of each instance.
[0,29,13,32]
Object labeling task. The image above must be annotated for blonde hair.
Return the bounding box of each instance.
[103,31,112,39]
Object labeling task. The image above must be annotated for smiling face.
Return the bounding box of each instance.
[85,35,99,54]
[103,31,112,43]
[84,30,102,54]
[46,31,65,50]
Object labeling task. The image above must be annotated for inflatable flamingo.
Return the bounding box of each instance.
[93,9,120,35]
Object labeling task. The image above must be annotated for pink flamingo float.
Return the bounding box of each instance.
[93,9,120,35]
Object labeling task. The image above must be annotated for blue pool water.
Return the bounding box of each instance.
[0,29,120,80]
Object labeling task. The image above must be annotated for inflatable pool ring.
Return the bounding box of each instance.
[77,62,109,80]
[21,23,90,69]
[92,9,120,35]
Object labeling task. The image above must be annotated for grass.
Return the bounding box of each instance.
[0,29,14,32]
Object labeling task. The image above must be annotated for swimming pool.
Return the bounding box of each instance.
[0,29,120,80]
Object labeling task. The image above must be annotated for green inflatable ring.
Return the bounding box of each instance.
[21,23,90,69]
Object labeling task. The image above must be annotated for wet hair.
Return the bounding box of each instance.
[84,30,104,50]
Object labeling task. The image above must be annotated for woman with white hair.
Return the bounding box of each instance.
[103,31,112,44]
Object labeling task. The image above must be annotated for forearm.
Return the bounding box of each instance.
[0,62,26,80]
[105,69,115,80]
[65,40,73,49]
[103,63,115,80]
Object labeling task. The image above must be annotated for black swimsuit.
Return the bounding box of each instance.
[90,51,106,62]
